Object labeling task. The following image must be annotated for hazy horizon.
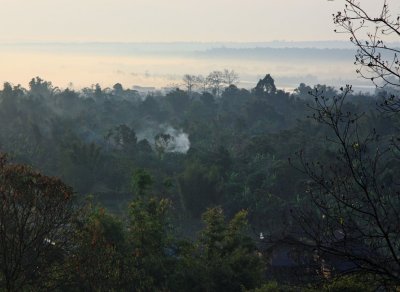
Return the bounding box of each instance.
[1,0,397,91]
[0,41,374,92]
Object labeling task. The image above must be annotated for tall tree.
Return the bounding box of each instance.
[182,74,201,96]
[198,207,264,292]
[0,154,75,291]
[223,69,240,86]
[290,3,400,283]
[128,197,174,291]
[206,71,225,97]
[253,74,277,97]
[293,86,400,283]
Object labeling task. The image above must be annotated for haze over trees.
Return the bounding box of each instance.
[1,0,400,291]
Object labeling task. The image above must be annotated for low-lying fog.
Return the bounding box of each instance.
[0,42,374,92]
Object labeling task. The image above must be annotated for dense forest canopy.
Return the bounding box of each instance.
[1,0,400,290]
[0,69,398,289]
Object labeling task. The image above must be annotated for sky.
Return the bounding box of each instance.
[0,0,391,43]
[0,0,396,89]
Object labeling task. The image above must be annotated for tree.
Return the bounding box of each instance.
[294,83,313,99]
[66,142,104,193]
[253,74,277,97]
[292,86,400,283]
[106,124,137,153]
[131,168,153,196]
[0,154,75,291]
[182,74,201,96]
[94,83,103,99]
[290,3,400,283]
[333,0,400,111]
[1,83,14,102]
[206,71,225,97]
[197,75,208,93]
[165,88,190,114]
[128,197,175,291]
[0,83,26,118]
[29,77,56,98]
[222,84,240,97]
[140,95,162,120]
[223,69,240,86]
[179,161,222,217]
[113,83,124,95]
[198,207,264,291]
[66,205,129,291]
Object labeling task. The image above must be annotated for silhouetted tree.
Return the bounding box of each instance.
[0,154,75,291]
[223,69,240,86]
[334,0,400,112]
[253,74,277,97]
[182,74,202,96]
[206,71,225,97]
[29,77,55,98]
[113,83,124,95]
[294,83,313,99]
[166,88,190,114]
[293,86,400,283]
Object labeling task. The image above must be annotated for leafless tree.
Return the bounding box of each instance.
[197,75,208,93]
[291,2,400,282]
[291,86,400,283]
[206,71,225,97]
[334,0,400,194]
[223,69,240,86]
[182,74,197,96]
[334,0,400,112]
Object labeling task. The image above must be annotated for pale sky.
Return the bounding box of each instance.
[0,0,396,89]
[0,0,391,43]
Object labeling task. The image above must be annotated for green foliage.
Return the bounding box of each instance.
[196,207,265,292]
[129,197,171,252]
[166,88,190,114]
[106,124,137,153]
[131,168,153,196]
[321,275,377,292]
[65,142,104,193]
[1,74,398,288]
[0,75,324,221]
[252,281,280,292]
[2,154,392,290]
[249,276,379,292]
[65,205,129,291]
[179,161,223,216]
[128,197,175,291]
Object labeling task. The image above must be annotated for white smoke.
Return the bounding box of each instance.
[136,124,190,154]
[163,126,190,153]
